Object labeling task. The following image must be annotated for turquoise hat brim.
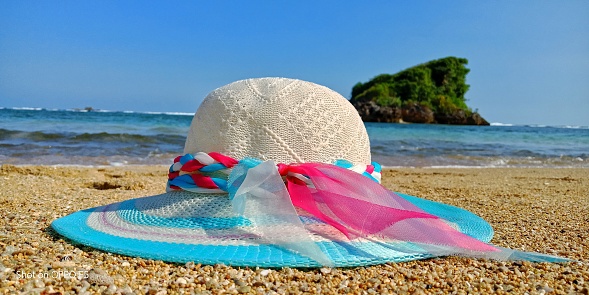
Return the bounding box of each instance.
[51,192,493,267]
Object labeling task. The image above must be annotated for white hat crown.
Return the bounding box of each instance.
[184,77,371,165]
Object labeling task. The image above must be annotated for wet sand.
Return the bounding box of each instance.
[0,165,587,294]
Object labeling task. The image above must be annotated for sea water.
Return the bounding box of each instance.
[1,107,587,168]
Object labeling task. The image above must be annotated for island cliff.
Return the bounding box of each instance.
[350,57,489,125]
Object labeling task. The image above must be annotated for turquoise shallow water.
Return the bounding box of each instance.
[1,107,587,167]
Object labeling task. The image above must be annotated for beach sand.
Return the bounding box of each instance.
[0,165,587,294]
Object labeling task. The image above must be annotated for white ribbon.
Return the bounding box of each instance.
[230,160,334,266]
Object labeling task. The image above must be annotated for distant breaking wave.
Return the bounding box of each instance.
[0,128,185,145]
[490,122,588,129]
[0,106,194,116]
[490,122,514,127]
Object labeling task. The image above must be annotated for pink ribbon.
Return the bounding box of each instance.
[231,160,503,266]
[230,160,569,264]
[282,163,498,253]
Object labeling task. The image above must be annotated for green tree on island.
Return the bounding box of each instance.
[351,57,488,125]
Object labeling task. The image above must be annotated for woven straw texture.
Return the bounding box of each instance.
[184,78,371,165]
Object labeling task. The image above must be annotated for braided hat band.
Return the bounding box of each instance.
[166,152,382,193]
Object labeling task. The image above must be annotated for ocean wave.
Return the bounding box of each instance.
[70,108,194,116]
[558,125,589,129]
[71,132,180,143]
[524,124,589,129]
[1,107,194,117]
[372,154,589,169]
[0,128,67,141]
[142,111,194,116]
[491,122,589,129]
[5,107,45,111]
[98,109,194,116]
[490,122,514,127]
[0,128,185,144]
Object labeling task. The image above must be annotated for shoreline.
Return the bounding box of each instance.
[1,165,587,293]
[3,163,588,169]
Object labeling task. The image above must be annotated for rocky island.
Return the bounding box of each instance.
[351,57,489,125]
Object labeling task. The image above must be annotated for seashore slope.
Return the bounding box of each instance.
[0,165,587,294]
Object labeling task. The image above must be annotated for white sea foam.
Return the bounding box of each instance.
[524,124,589,129]
[561,125,589,129]
[2,107,194,116]
[490,122,514,127]
[144,111,194,116]
[491,122,589,129]
[10,107,44,111]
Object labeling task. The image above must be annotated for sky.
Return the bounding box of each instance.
[0,1,588,126]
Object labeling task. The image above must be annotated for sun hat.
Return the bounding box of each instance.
[52,77,568,267]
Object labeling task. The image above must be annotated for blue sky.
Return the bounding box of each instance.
[1,1,587,126]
